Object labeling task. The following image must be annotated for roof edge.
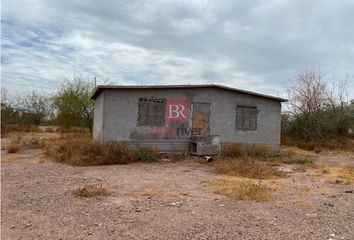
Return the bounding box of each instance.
[91,84,288,102]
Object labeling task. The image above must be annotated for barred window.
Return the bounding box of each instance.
[236,105,258,131]
[138,98,166,127]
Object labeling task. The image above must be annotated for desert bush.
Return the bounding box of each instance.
[268,147,315,165]
[209,178,271,202]
[56,127,90,134]
[9,135,44,149]
[133,147,161,162]
[283,136,354,152]
[165,152,187,161]
[213,159,284,179]
[72,184,111,197]
[4,124,41,133]
[45,134,161,166]
[6,144,21,153]
[220,143,247,158]
[46,137,135,166]
[247,144,273,158]
[44,127,55,133]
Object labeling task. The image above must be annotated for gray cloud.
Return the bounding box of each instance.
[2,0,354,99]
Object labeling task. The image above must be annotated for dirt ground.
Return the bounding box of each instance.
[1,134,354,240]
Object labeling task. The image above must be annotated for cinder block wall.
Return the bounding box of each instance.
[92,88,282,152]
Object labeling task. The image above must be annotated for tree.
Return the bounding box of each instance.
[287,71,329,140]
[17,91,53,126]
[1,89,19,133]
[286,70,354,141]
[53,76,94,130]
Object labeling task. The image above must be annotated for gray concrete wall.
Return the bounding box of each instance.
[93,91,104,141]
[93,88,282,151]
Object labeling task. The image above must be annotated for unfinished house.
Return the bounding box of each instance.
[91,85,287,155]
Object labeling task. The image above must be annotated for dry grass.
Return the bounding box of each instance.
[3,124,41,134]
[1,155,21,163]
[164,152,187,161]
[209,177,274,202]
[72,184,111,198]
[219,144,314,166]
[45,136,134,166]
[56,127,90,134]
[220,143,247,158]
[44,133,160,166]
[9,135,44,150]
[320,165,354,185]
[44,127,55,133]
[267,147,315,165]
[133,147,161,162]
[6,144,21,153]
[283,137,354,152]
[247,144,273,158]
[213,159,284,179]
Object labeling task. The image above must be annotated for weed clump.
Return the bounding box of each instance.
[6,144,21,153]
[220,143,247,158]
[133,147,161,162]
[45,134,161,166]
[209,178,272,202]
[247,144,273,158]
[214,159,284,179]
[72,184,111,197]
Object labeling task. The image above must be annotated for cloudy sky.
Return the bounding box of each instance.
[2,0,354,99]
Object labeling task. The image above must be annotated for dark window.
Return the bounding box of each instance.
[138,98,166,127]
[236,105,258,131]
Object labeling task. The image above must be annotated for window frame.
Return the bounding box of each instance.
[236,105,258,131]
[137,98,166,127]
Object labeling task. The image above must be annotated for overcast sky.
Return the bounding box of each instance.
[2,0,354,99]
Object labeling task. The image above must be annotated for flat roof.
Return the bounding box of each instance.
[91,84,288,102]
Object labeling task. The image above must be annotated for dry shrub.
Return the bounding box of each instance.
[283,137,354,152]
[209,178,271,202]
[165,152,187,161]
[7,124,41,133]
[45,134,161,166]
[314,148,322,154]
[8,135,44,150]
[56,127,90,134]
[268,147,315,165]
[72,184,111,197]
[6,144,21,153]
[46,137,135,166]
[133,147,161,162]
[220,143,247,158]
[220,143,275,160]
[321,165,354,184]
[213,159,284,179]
[44,127,55,133]
[248,144,273,158]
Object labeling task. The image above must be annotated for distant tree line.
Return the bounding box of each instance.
[1,75,95,133]
[283,71,354,142]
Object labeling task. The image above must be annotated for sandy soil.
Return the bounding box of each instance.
[1,136,354,240]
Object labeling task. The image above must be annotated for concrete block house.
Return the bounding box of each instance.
[91,85,287,155]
